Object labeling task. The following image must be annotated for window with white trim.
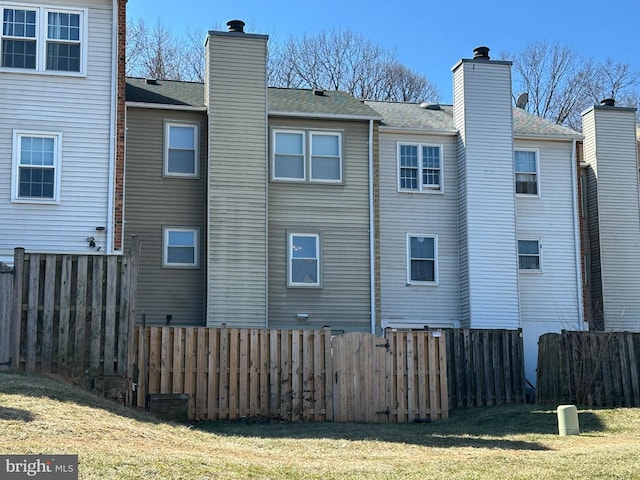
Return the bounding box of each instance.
[518,239,541,271]
[1,5,86,74]
[164,122,199,177]
[398,143,443,192]
[288,233,320,287]
[407,234,437,284]
[12,130,62,203]
[515,150,539,195]
[163,227,199,268]
[273,129,342,183]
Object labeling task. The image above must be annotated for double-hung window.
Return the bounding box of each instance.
[273,130,342,183]
[164,122,199,177]
[163,227,199,268]
[1,6,85,74]
[12,130,62,203]
[398,143,443,192]
[288,233,320,287]
[407,234,438,284]
[515,150,539,195]
[518,239,541,271]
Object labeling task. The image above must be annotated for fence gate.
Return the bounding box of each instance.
[331,331,448,423]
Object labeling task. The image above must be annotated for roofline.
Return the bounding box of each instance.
[268,111,382,121]
[125,101,207,112]
[378,126,458,136]
[514,133,583,141]
[582,104,637,116]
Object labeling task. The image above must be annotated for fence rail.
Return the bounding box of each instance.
[134,327,448,422]
[537,330,640,407]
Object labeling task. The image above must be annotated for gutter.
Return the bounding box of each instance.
[368,119,376,334]
[571,138,585,326]
[378,126,459,136]
[125,101,207,112]
[269,111,381,122]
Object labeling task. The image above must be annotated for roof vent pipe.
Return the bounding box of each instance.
[473,46,490,60]
[600,98,615,107]
[227,20,245,33]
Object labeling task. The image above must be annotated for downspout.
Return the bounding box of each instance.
[571,138,585,327]
[369,119,376,334]
[106,0,118,254]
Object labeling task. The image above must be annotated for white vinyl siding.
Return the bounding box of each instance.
[515,149,539,196]
[407,234,437,284]
[164,122,199,177]
[0,0,114,258]
[0,4,87,75]
[11,130,61,203]
[398,143,443,192]
[163,227,199,268]
[288,232,320,287]
[272,129,343,183]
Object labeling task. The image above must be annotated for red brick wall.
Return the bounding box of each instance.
[113,0,126,251]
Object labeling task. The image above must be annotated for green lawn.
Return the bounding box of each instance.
[1,371,640,479]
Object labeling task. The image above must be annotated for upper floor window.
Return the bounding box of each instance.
[164,122,199,177]
[272,129,342,183]
[518,239,541,271]
[288,233,321,287]
[407,234,438,285]
[1,6,86,74]
[515,150,539,195]
[163,227,199,268]
[11,130,62,203]
[398,143,443,193]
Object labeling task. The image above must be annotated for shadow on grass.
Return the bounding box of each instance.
[0,406,35,422]
[194,404,606,451]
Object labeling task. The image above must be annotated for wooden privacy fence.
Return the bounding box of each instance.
[0,247,139,391]
[133,327,448,423]
[537,330,640,407]
[444,328,526,408]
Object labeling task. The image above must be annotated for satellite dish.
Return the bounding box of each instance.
[516,92,529,109]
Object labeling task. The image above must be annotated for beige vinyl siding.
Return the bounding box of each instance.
[378,132,460,328]
[0,0,114,256]
[124,107,207,326]
[268,117,371,331]
[583,107,640,331]
[452,60,520,329]
[207,32,268,327]
[515,139,581,328]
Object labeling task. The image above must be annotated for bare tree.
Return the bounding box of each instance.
[506,41,640,129]
[268,29,439,103]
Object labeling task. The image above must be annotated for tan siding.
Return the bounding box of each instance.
[378,132,460,328]
[267,118,371,331]
[207,33,268,327]
[0,0,115,256]
[124,107,207,326]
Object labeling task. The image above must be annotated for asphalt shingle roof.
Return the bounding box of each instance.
[126,78,206,108]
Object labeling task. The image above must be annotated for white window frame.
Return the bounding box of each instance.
[397,143,444,193]
[0,4,88,76]
[518,238,542,272]
[272,129,343,184]
[162,227,199,268]
[514,149,540,197]
[287,232,321,287]
[406,234,438,285]
[11,129,62,204]
[164,122,199,178]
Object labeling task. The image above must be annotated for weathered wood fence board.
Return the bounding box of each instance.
[537,331,640,407]
[0,247,138,388]
[134,327,449,423]
[444,328,526,408]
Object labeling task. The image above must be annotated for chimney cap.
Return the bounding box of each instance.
[473,46,490,60]
[600,98,615,107]
[227,19,245,33]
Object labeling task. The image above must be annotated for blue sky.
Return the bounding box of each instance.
[127,0,640,104]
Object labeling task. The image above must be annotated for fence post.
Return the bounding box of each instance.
[10,248,25,370]
[126,237,141,405]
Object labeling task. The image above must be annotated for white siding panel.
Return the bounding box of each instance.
[0,0,114,256]
[379,132,460,328]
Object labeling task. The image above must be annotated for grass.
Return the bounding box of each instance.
[2,372,640,479]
